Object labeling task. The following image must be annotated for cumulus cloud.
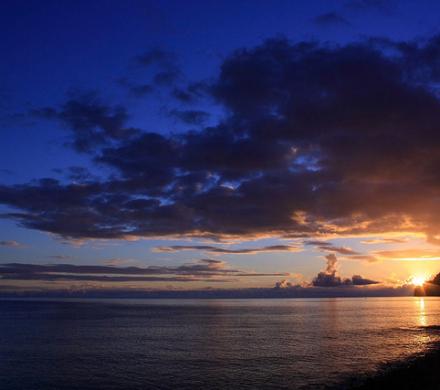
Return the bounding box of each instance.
[3,35,440,245]
[275,279,294,288]
[312,254,378,287]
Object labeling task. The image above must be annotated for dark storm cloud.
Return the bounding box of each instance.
[155,244,300,254]
[313,12,351,27]
[0,260,286,283]
[3,36,440,242]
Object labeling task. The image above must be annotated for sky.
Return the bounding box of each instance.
[2,0,440,296]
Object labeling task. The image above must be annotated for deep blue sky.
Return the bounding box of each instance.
[2,0,439,183]
[2,0,440,294]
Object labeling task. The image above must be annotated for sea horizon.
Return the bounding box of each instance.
[1,297,439,389]
[3,1,440,388]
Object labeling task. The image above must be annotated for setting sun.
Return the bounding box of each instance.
[411,276,428,287]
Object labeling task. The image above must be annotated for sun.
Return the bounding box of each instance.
[411,276,427,286]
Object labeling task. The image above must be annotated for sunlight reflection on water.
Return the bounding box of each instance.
[418,297,427,327]
[0,297,440,389]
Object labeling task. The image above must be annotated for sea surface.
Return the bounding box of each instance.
[1,297,440,389]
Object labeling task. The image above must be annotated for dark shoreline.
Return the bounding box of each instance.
[331,339,440,390]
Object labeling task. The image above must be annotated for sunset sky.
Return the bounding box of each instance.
[2,0,440,295]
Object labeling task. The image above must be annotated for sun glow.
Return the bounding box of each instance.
[411,275,428,286]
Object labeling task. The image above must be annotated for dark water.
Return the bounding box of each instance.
[1,297,440,389]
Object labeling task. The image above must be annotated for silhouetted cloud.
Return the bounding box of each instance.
[3,36,440,244]
[351,274,379,285]
[274,279,295,288]
[312,254,378,287]
[32,92,139,152]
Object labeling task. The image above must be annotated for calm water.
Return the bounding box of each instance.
[1,297,440,389]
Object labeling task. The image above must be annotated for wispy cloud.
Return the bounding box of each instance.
[0,240,23,248]
[313,12,351,27]
[373,249,440,261]
[0,260,288,283]
[304,241,359,255]
[154,244,301,255]
[48,255,72,260]
[361,238,409,244]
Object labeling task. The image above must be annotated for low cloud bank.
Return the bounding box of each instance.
[0,284,414,299]
[0,260,286,283]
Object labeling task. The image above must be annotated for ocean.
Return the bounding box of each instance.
[1,297,439,389]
